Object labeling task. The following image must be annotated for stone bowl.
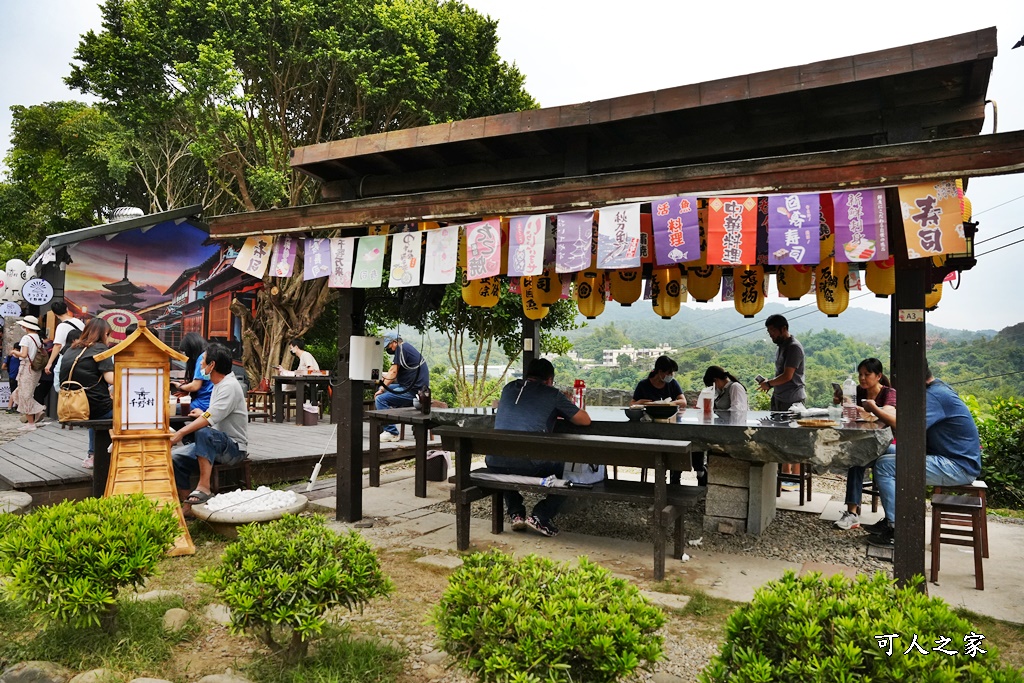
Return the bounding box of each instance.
[191,493,308,538]
[644,404,679,421]
[623,406,644,422]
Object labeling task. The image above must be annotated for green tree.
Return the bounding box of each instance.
[66,0,538,384]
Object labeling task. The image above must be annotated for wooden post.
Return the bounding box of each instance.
[335,289,365,522]
[889,187,928,587]
[522,317,540,372]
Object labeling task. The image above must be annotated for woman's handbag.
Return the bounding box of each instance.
[57,352,95,422]
[30,336,47,372]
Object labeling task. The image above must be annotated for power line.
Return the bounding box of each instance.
[975,237,1024,258]
[948,369,1024,386]
[972,193,1024,217]
[974,224,1024,246]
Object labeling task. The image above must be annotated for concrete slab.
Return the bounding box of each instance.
[391,512,456,536]
[776,489,832,514]
[687,552,802,603]
[415,554,464,570]
[640,590,692,611]
[800,561,859,581]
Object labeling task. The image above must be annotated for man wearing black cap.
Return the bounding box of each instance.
[374,334,429,442]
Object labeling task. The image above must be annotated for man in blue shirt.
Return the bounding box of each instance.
[485,358,591,537]
[869,362,982,544]
[375,334,430,441]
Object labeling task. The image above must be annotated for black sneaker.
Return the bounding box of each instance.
[510,513,527,531]
[868,524,894,545]
[526,515,559,537]
[864,518,890,534]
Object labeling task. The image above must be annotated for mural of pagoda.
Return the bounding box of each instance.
[102,255,147,311]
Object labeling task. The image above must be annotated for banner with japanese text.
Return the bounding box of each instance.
[899,180,967,259]
[555,211,595,274]
[423,226,459,284]
[596,203,641,269]
[234,235,273,278]
[651,195,700,266]
[464,219,502,280]
[269,235,297,277]
[328,237,355,288]
[707,196,757,265]
[833,189,888,262]
[388,231,422,287]
[767,193,819,265]
[508,214,547,277]
[303,238,331,280]
[721,274,734,301]
[352,236,386,288]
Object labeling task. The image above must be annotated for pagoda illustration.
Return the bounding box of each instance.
[101,254,146,311]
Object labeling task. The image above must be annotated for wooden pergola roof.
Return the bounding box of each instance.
[209,27,1024,238]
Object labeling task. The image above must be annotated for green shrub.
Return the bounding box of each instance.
[197,514,393,664]
[699,571,1024,682]
[976,398,1024,508]
[0,494,179,631]
[433,550,665,683]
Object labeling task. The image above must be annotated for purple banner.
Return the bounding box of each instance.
[650,196,700,265]
[833,189,888,262]
[269,236,297,277]
[555,211,594,274]
[303,238,331,280]
[767,193,820,265]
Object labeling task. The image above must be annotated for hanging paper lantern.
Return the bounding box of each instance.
[651,266,683,319]
[734,265,765,318]
[865,256,896,297]
[925,281,942,311]
[535,267,561,307]
[776,264,813,300]
[609,268,642,306]
[521,276,548,320]
[575,269,606,319]
[687,264,721,302]
[815,260,849,317]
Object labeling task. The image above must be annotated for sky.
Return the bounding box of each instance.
[1,0,1023,332]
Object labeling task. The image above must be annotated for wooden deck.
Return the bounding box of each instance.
[0,420,436,506]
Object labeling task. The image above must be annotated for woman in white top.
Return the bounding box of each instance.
[277,338,320,392]
[703,365,748,411]
[10,315,47,430]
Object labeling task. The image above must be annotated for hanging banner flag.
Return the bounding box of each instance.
[352,235,386,288]
[555,211,595,274]
[767,193,819,265]
[596,203,641,269]
[303,238,331,280]
[328,237,355,288]
[234,235,274,278]
[639,214,654,264]
[721,273,735,301]
[423,226,459,284]
[464,219,502,280]
[651,195,700,266]
[269,236,297,277]
[707,196,757,265]
[899,180,967,259]
[833,189,888,262]
[388,231,422,288]
[508,214,547,277]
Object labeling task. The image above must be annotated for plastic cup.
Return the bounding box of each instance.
[702,396,712,416]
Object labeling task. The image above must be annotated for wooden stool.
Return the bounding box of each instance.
[930,493,985,590]
[933,480,988,558]
[211,459,252,494]
[247,390,271,422]
[862,476,880,513]
[776,463,813,506]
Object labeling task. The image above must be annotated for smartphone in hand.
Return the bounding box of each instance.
[755,374,767,384]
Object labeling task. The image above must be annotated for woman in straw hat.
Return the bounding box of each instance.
[9,315,47,431]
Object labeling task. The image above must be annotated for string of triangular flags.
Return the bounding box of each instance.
[234,180,969,287]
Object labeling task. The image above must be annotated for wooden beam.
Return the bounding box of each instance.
[210,131,1024,238]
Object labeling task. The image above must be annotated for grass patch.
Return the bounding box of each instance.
[0,597,198,673]
[247,625,404,683]
[989,508,1024,520]
[953,608,1024,669]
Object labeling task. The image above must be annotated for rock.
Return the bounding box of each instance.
[423,665,445,681]
[421,650,447,666]
[203,604,232,626]
[0,662,74,683]
[162,608,190,633]
[639,590,692,611]
[69,670,117,683]
[129,679,172,683]
[196,674,251,683]
[414,555,463,570]
[131,590,179,603]
[0,491,32,515]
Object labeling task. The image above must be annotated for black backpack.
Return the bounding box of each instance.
[58,320,84,355]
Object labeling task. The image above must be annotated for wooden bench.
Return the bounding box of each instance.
[435,426,695,581]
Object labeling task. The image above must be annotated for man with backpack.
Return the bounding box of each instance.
[44,301,85,376]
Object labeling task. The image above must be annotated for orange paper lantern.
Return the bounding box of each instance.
[535,268,561,307]
[651,266,683,319]
[734,265,765,318]
[609,268,642,306]
[687,264,721,302]
[575,269,606,319]
[926,281,942,311]
[816,260,849,317]
[776,264,813,300]
[521,276,548,320]
[866,256,896,297]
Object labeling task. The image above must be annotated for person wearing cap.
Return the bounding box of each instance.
[9,315,47,430]
[374,334,429,442]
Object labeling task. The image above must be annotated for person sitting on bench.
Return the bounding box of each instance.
[484,358,591,538]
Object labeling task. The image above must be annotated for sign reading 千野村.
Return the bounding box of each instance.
[21,278,53,306]
[899,180,967,259]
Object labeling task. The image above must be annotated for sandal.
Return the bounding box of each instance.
[184,489,211,505]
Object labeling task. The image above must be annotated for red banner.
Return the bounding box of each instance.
[706,196,757,265]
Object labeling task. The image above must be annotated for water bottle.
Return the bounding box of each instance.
[842,375,857,421]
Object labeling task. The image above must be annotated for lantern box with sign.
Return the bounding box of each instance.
[21,278,54,307]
